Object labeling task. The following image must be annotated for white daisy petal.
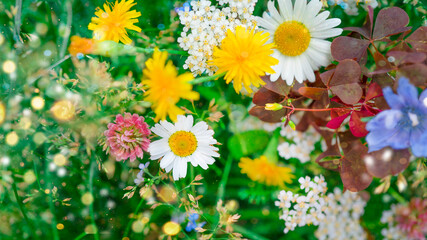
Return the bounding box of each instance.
[160,152,175,169]
[268,1,285,24]
[309,11,330,29]
[294,57,305,83]
[303,0,322,24]
[311,28,343,39]
[299,54,316,82]
[256,16,279,30]
[309,39,332,54]
[151,125,170,138]
[278,0,293,21]
[293,0,307,22]
[311,18,342,32]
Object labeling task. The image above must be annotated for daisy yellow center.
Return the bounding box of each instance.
[168,131,198,157]
[274,21,311,57]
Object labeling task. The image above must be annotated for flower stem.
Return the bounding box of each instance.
[190,72,226,85]
[88,156,100,240]
[134,47,188,56]
[281,105,352,112]
[123,197,145,238]
[45,158,60,240]
[11,173,39,240]
[217,156,233,202]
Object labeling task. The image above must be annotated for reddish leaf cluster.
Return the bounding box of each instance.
[249,6,426,192]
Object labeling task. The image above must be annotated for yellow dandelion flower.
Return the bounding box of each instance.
[211,26,279,93]
[239,156,294,187]
[88,0,141,45]
[142,49,199,122]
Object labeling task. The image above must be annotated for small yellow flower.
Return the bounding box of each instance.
[239,156,294,187]
[211,26,278,93]
[142,49,199,122]
[88,0,141,44]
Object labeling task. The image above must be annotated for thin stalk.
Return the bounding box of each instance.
[74,232,88,240]
[233,225,269,240]
[217,156,233,202]
[32,157,42,190]
[123,197,145,238]
[190,72,226,85]
[13,0,22,45]
[279,105,353,112]
[388,187,406,204]
[45,160,60,240]
[88,156,100,240]
[11,174,38,240]
[135,47,188,56]
[59,0,73,58]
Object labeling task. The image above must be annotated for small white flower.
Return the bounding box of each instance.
[298,176,311,192]
[149,115,219,180]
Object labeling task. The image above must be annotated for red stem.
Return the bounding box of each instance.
[282,105,352,112]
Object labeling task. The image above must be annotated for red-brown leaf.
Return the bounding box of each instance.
[261,76,292,96]
[364,148,411,178]
[249,106,287,123]
[331,37,370,61]
[387,51,427,65]
[330,83,363,105]
[405,26,427,53]
[397,63,427,87]
[372,7,410,40]
[340,142,373,192]
[298,87,327,100]
[253,87,285,106]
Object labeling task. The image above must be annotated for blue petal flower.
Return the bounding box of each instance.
[366,78,427,156]
[185,213,206,232]
[397,78,419,106]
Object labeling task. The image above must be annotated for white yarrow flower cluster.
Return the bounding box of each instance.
[315,188,367,240]
[177,0,258,76]
[277,126,322,163]
[380,205,408,240]
[275,175,328,233]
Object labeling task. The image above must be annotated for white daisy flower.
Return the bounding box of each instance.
[257,0,343,85]
[149,115,219,180]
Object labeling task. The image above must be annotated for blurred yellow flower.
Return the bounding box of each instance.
[142,49,199,122]
[0,102,5,125]
[162,221,180,236]
[88,0,141,44]
[239,156,294,188]
[211,26,278,93]
[68,36,97,56]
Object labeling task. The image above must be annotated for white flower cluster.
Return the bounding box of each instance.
[380,205,407,240]
[177,0,258,76]
[275,176,328,233]
[328,0,378,16]
[315,188,367,240]
[277,126,322,163]
[276,176,367,238]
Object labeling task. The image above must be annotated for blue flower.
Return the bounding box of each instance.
[185,213,206,232]
[134,162,150,185]
[366,78,427,157]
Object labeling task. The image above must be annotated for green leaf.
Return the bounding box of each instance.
[227,130,270,159]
